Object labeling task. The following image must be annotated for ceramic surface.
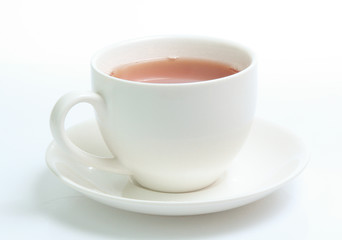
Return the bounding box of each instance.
[50,36,257,192]
[46,118,309,216]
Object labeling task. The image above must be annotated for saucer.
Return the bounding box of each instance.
[46,118,309,216]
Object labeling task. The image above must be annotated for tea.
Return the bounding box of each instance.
[110,57,239,83]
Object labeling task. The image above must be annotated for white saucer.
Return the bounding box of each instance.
[46,119,309,216]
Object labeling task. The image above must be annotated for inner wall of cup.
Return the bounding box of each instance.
[94,37,253,76]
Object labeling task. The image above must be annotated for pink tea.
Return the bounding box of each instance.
[110,58,239,83]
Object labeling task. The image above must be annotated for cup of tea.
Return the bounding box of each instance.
[50,36,257,193]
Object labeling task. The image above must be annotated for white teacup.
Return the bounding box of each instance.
[50,36,257,193]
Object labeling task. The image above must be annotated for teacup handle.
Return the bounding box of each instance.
[50,91,131,175]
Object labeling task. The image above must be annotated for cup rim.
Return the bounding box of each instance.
[91,35,256,86]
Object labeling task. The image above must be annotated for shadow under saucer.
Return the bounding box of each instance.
[32,169,300,239]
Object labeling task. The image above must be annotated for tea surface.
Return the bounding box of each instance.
[110,58,239,83]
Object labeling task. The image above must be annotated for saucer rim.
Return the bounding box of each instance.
[45,118,310,206]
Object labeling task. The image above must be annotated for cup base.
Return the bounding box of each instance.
[129,174,223,193]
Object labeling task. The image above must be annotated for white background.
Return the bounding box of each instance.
[1,0,341,239]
